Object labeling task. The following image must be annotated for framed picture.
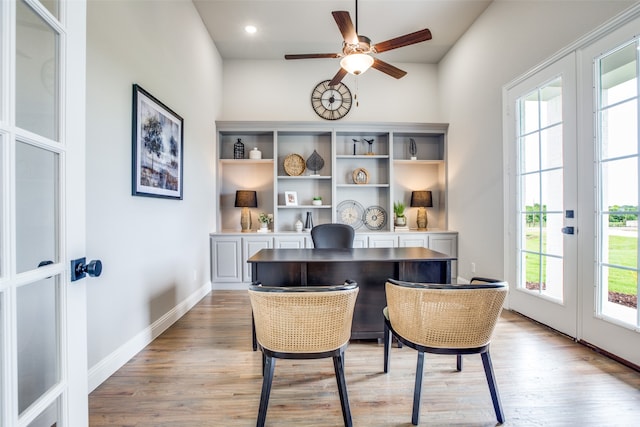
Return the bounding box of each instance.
[285,191,298,206]
[132,84,184,199]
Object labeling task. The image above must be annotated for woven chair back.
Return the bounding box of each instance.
[385,281,507,349]
[249,284,359,353]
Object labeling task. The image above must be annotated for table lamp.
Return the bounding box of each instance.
[235,190,257,232]
[410,190,433,230]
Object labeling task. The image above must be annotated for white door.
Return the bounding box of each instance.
[1,0,88,426]
[505,54,579,337]
[577,17,640,367]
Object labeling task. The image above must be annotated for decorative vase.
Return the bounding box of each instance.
[249,147,262,159]
[304,212,313,231]
[312,199,322,206]
[233,138,244,159]
[395,216,407,227]
[295,219,303,232]
[259,222,268,232]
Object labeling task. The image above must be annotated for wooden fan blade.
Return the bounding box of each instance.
[329,68,348,87]
[285,53,340,60]
[372,28,432,53]
[332,11,358,45]
[372,58,407,79]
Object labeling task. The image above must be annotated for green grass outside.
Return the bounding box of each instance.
[525,230,637,296]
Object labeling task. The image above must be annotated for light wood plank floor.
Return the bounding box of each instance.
[89,291,640,426]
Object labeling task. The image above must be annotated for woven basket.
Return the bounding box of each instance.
[284,153,305,176]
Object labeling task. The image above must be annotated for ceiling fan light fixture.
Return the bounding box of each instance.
[340,53,374,75]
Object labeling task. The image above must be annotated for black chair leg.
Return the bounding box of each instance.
[411,351,425,426]
[257,356,275,427]
[456,354,463,371]
[481,351,504,424]
[333,351,353,427]
[384,322,392,373]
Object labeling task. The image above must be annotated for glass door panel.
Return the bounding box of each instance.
[15,141,59,274]
[16,277,59,415]
[16,0,59,141]
[596,40,639,326]
[518,78,565,302]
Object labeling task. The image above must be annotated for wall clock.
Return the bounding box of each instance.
[311,80,352,120]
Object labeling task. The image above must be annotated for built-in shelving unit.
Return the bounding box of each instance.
[212,121,456,288]
[216,121,449,233]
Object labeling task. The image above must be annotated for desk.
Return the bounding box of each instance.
[247,247,455,343]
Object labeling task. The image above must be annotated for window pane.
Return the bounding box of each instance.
[17,277,59,414]
[15,142,58,273]
[601,157,638,210]
[600,42,637,107]
[600,100,637,160]
[521,90,539,134]
[39,0,59,20]
[540,77,562,127]
[521,133,539,173]
[542,255,564,300]
[522,173,540,210]
[541,169,563,212]
[16,0,59,140]
[541,124,563,170]
[543,212,564,257]
[601,266,638,323]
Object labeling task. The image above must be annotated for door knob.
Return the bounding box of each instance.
[70,257,103,282]
[561,226,575,235]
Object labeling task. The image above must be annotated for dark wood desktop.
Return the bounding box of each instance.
[247,247,455,344]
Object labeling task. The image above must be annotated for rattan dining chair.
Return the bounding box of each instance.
[383,278,508,425]
[311,223,355,248]
[248,281,359,427]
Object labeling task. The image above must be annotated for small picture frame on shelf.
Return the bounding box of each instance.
[352,167,369,184]
[285,191,298,206]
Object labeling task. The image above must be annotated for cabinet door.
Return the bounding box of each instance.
[242,236,273,282]
[368,234,398,248]
[428,233,458,279]
[428,233,457,256]
[211,237,243,282]
[398,234,428,247]
[352,234,368,248]
[274,235,307,249]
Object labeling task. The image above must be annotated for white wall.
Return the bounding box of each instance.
[85,0,222,388]
[438,0,635,282]
[222,60,440,122]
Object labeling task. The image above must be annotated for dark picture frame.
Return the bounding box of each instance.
[132,84,184,199]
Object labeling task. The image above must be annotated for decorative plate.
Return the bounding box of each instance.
[352,167,369,184]
[364,205,388,230]
[336,200,365,230]
[284,153,305,176]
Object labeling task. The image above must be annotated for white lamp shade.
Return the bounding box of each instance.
[340,54,374,75]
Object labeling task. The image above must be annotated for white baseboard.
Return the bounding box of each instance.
[87,281,212,392]
[211,282,249,290]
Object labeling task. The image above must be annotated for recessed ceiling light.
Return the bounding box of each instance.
[245,25,257,34]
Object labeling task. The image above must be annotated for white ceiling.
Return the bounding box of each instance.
[192,0,493,64]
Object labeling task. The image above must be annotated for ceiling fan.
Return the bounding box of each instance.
[284,0,432,87]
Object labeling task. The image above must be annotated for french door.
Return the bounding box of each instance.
[506,12,640,367]
[577,16,640,366]
[1,1,88,426]
[505,54,578,338]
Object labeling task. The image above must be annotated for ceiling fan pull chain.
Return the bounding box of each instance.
[355,76,359,107]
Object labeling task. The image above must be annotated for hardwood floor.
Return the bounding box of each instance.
[89,291,640,426]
